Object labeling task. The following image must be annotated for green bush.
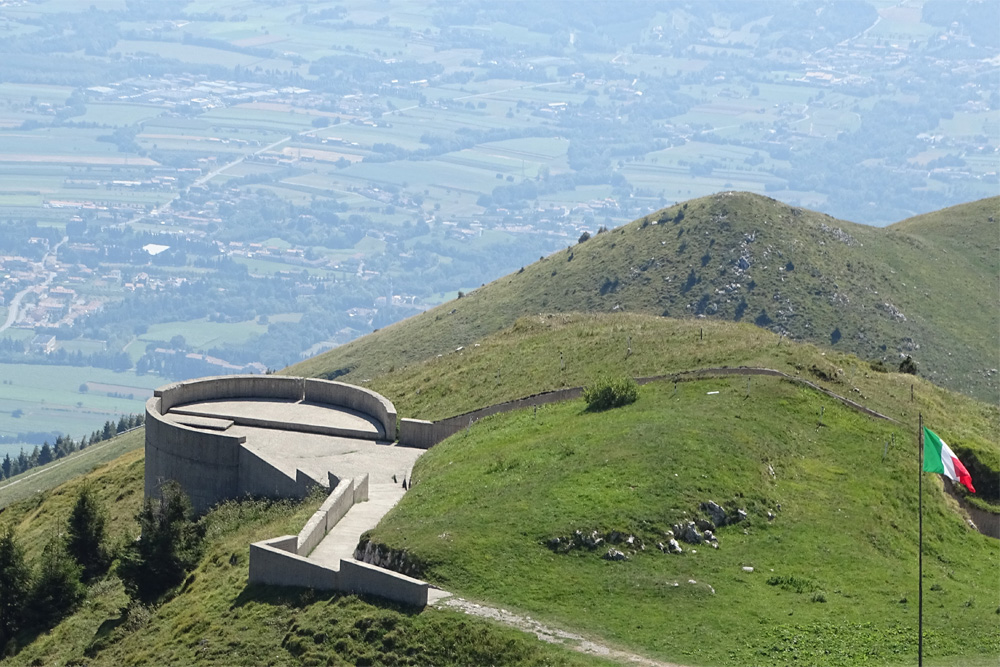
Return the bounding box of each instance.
[66,484,110,581]
[0,528,31,650]
[27,539,85,630]
[583,375,639,411]
[118,481,205,603]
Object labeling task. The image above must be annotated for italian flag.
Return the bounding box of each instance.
[923,427,976,493]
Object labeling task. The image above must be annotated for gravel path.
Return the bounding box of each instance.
[429,592,690,667]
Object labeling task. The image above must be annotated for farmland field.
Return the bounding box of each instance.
[0,363,159,446]
[0,0,994,451]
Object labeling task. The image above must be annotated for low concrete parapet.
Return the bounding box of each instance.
[297,478,355,557]
[353,473,369,503]
[399,418,444,450]
[304,379,397,441]
[339,558,428,607]
[157,375,304,413]
[249,474,430,606]
[249,538,338,590]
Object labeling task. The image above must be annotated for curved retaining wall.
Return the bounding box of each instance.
[145,376,397,513]
[397,366,898,450]
[157,375,304,412]
[304,379,397,441]
[144,396,247,513]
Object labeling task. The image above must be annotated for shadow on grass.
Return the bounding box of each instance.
[231,582,425,617]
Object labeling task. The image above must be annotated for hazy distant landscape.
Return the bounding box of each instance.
[0,3,997,666]
[0,0,996,450]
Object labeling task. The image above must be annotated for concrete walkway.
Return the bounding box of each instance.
[309,482,407,565]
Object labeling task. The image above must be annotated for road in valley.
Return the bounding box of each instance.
[0,236,67,334]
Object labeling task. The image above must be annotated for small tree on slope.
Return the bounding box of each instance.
[118,481,205,603]
[66,484,110,581]
[0,528,31,653]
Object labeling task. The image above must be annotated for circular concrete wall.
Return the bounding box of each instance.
[144,375,397,513]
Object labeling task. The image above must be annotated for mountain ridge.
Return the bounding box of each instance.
[290,192,999,403]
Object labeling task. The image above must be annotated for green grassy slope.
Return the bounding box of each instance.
[288,193,1000,403]
[0,441,606,666]
[0,429,145,511]
[372,380,997,666]
[353,315,1000,666]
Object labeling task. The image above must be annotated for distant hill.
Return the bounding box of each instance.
[290,193,999,403]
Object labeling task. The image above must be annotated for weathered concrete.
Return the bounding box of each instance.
[144,376,403,514]
[169,414,234,431]
[157,375,304,413]
[399,418,445,450]
[249,538,338,590]
[297,478,354,557]
[311,482,405,566]
[171,398,384,440]
[305,379,397,441]
[144,396,246,514]
[339,558,428,606]
[249,476,429,606]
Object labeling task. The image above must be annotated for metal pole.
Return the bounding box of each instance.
[918,412,923,667]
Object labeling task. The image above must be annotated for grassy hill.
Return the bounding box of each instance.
[0,443,603,666]
[289,193,1000,403]
[0,193,997,665]
[355,312,998,666]
[2,312,996,666]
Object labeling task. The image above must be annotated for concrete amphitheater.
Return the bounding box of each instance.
[145,375,430,605]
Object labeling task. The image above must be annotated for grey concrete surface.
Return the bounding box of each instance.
[309,482,407,565]
[145,376,408,514]
[168,398,384,440]
[304,379,397,441]
[229,425,422,489]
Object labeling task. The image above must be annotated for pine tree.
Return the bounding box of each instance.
[67,485,109,581]
[0,529,32,649]
[118,482,205,603]
[38,443,54,466]
[27,539,84,630]
[0,454,9,480]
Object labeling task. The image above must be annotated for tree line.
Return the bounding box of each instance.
[0,481,204,655]
[0,413,144,482]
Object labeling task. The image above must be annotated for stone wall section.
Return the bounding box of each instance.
[249,476,428,606]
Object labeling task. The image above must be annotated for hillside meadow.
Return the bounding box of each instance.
[289,193,1000,404]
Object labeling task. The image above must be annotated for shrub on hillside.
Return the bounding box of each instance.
[27,539,85,630]
[118,481,205,603]
[583,375,639,411]
[67,484,110,581]
[0,529,31,652]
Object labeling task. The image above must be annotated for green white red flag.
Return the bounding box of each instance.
[922,427,975,493]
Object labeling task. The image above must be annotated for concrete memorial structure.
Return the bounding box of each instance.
[144,375,428,606]
[144,375,402,513]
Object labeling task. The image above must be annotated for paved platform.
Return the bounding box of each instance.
[229,424,422,489]
[167,397,384,439]
[160,392,423,584]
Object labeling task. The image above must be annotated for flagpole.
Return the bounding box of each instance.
[918,412,923,667]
